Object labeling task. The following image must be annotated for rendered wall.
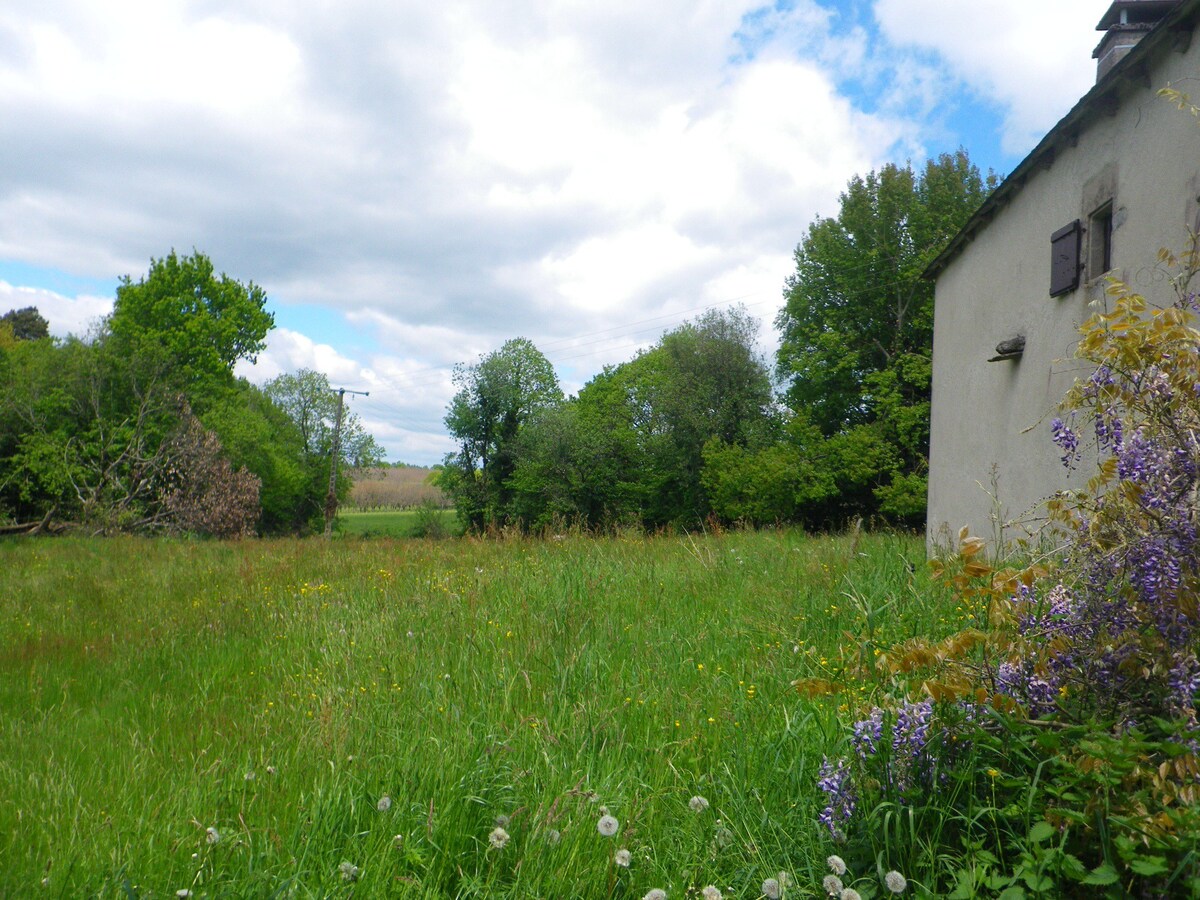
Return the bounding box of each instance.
[927,34,1200,552]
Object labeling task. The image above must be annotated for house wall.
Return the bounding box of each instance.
[927,34,1200,552]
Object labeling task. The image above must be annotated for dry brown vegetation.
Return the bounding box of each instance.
[347,466,448,509]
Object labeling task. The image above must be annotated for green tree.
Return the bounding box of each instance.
[442,338,563,530]
[200,380,315,534]
[108,250,273,397]
[1,306,50,341]
[509,307,773,531]
[626,307,774,526]
[263,369,383,468]
[775,150,995,523]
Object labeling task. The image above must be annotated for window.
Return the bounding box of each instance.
[1050,220,1082,296]
[1088,202,1114,278]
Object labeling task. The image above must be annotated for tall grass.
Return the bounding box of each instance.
[0,530,952,897]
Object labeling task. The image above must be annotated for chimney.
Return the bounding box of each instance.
[1094,1,1182,80]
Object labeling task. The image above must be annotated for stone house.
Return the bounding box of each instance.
[925,0,1200,550]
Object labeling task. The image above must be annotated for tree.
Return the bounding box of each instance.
[159,410,261,538]
[506,307,774,530]
[263,369,383,467]
[107,250,273,396]
[250,370,384,533]
[1,306,50,341]
[442,338,563,530]
[774,150,995,523]
[626,307,774,526]
[200,380,316,534]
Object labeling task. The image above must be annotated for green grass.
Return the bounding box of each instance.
[339,507,460,538]
[0,530,954,898]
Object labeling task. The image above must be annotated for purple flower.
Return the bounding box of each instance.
[1051,417,1081,470]
[817,756,856,840]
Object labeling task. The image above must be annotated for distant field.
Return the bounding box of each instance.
[0,530,951,897]
[348,466,447,510]
[339,507,461,538]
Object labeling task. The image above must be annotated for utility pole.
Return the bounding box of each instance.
[324,387,369,539]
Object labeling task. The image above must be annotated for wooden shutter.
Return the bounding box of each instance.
[1050,220,1081,296]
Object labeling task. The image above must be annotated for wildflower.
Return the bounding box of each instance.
[762,877,781,898]
[643,891,667,900]
[338,861,359,882]
[266,765,277,775]
[817,759,855,839]
[826,854,847,876]
[205,826,220,845]
[884,870,908,893]
[489,826,510,849]
[823,875,843,896]
[840,890,862,900]
[702,887,722,900]
[597,814,619,836]
[689,794,710,812]
[377,795,392,812]
[615,848,632,867]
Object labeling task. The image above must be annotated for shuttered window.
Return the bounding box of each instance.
[1050,220,1082,296]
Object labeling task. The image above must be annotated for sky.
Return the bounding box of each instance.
[0,0,1108,464]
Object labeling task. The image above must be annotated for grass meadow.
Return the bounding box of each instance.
[338,509,461,540]
[0,530,958,898]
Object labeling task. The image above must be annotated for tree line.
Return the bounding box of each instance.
[0,251,381,536]
[440,150,997,533]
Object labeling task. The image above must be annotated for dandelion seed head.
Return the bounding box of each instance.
[244,771,255,781]
[884,871,907,893]
[547,829,561,845]
[701,886,722,900]
[205,826,220,845]
[643,890,667,900]
[597,814,619,836]
[495,814,510,827]
[762,877,781,899]
[175,891,192,899]
[689,795,710,813]
[489,826,510,849]
[377,795,392,812]
[338,862,359,882]
[827,855,846,875]
[823,874,844,896]
[840,890,862,900]
[615,848,632,867]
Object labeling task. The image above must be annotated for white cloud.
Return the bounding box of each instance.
[0,283,111,338]
[874,0,1101,154]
